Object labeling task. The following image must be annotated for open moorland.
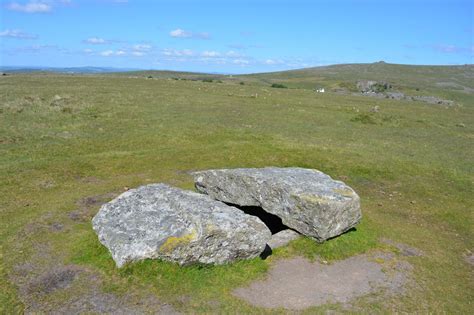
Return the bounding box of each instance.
[1,63,473,313]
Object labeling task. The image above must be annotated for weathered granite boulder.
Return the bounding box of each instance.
[92,184,271,267]
[192,167,361,242]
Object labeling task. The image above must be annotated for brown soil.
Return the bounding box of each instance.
[233,252,412,310]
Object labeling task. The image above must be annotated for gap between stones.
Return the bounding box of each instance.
[225,203,290,235]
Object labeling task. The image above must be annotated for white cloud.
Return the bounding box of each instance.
[169,28,210,39]
[431,44,474,55]
[100,50,115,56]
[7,44,57,54]
[160,48,255,66]
[228,43,263,50]
[7,1,52,13]
[99,49,145,57]
[434,44,458,53]
[432,44,461,53]
[0,29,37,39]
[133,44,152,51]
[226,50,243,57]
[201,50,220,57]
[263,59,284,65]
[162,48,194,57]
[84,37,108,44]
[233,59,250,65]
[170,28,190,38]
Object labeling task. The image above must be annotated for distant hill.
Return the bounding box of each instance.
[0,66,139,74]
[3,62,472,102]
[241,62,474,92]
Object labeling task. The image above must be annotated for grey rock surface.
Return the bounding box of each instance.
[192,167,361,241]
[92,184,271,267]
[268,230,301,249]
[356,80,391,93]
[412,95,454,106]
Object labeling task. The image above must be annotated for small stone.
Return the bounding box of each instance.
[267,230,301,249]
[370,105,380,113]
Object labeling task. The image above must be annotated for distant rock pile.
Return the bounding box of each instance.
[356,80,454,106]
[93,167,362,267]
[357,80,392,93]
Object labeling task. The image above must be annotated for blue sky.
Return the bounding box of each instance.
[1,0,473,73]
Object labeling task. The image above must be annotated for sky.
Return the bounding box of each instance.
[0,0,473,73]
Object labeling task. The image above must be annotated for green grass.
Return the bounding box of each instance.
[0,70,473,313]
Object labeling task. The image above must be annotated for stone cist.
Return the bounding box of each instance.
[92,167,362,267]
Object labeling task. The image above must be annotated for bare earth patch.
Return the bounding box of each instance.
[8,191,178,314]
[381,238,424,257]
[465,254,474,266]
[69,192,119,222]
[233,252,412,310]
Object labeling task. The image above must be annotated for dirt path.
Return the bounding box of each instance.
[233,252,412,310]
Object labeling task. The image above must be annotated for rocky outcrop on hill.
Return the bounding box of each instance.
[355,80,454,106]
[357,80,392,93]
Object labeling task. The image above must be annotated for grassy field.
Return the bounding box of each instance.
[0,66,473,313]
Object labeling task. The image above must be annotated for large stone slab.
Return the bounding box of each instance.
[92,184,271,267]
[192,167,361,241]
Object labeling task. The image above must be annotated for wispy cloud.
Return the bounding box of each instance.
[0,29,38,39]
[228,43,264,50]
[432,44,462,53]
[162,48,194,57]
[160,48,255,67]
[7,1,52,13]
[263,59,284,65]
[169,28,210,40]
[5,44,58,54]
[83,37,110,44]
[97,45,152,57]
[201,50,220,57]
[431,44,473,55]
[99,50,116,57]
[232,59,249,65]
[133,44,152,52]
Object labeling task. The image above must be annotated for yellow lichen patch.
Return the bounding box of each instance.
[160,231,197,252]
[298,194,330,204]
[332,188,354,197]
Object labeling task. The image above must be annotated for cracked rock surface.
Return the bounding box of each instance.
[193,167,362,241]
[92,184,271,267]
